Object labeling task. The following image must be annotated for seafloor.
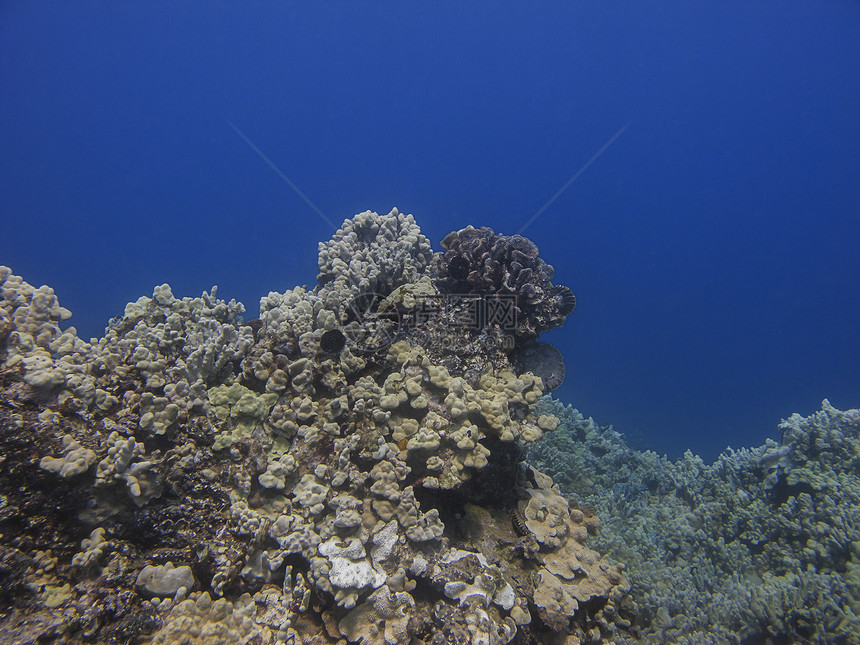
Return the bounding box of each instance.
[0,209,857,644]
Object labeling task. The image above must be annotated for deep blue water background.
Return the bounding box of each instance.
[2,2,858,461]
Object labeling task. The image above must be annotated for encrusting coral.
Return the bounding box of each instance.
[0,208,631,644]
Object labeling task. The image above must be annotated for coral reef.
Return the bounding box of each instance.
[8,207,852,644]
[527,397,860,644]
[0,209,634,644]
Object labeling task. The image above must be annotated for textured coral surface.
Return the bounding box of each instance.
[3,210,854,645]
[528,397,860,644]
[0,210,631,645]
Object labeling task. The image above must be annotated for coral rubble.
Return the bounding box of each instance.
[0,209,630,644]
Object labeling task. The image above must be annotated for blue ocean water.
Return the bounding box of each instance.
[1,2,858,461]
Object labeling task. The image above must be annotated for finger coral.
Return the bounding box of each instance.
[527,397,860,643]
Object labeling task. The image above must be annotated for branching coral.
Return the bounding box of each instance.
[527,397,860,644]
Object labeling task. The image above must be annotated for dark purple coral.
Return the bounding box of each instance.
[511,341,566,391]
[433,226,576,342]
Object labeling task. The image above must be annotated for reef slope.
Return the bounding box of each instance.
[528,397,860,643]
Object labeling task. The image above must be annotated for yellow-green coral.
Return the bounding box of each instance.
[380,341,557,486]
[208,382,277,440]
